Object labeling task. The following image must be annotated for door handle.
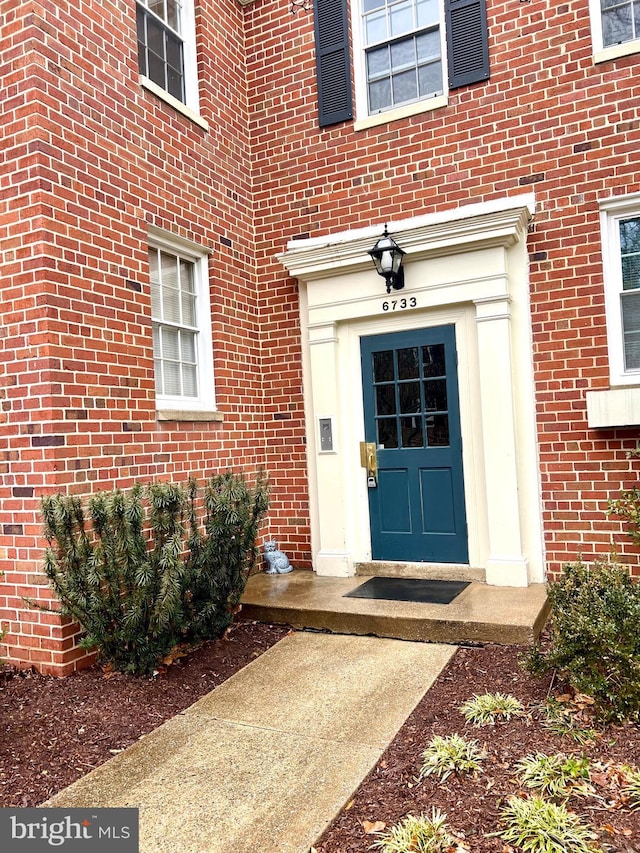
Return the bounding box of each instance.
[359,441,378,487]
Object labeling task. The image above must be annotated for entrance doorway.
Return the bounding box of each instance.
[361,325,468,563]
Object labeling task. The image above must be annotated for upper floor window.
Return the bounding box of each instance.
[149,231,215,412]
[600,197,640,385]
[136,0,200,114]
[590,0,640,59]
[347,0,489,129]
[363,0,444,114]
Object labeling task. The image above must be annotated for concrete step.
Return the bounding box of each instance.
[355,561,486,583]
[241,571,549,646]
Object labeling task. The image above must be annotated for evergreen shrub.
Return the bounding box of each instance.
[40,471,269,675]
[526,562,640,722]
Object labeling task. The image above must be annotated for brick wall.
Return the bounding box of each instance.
[1,0,639,671]
[245,0,640,576]
[0,0,269,673]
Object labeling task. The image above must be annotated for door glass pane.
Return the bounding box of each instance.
[397,347,419,379]
[376,385,396,415]
[399,381,421,413]
[377,418,398,448]
[424,378,447,411]
[422,343,446,377]
[426,414,449,446]
[401,417,423,447]
[373,350,394,382]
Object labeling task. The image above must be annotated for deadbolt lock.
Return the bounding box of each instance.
[359,441,378,487]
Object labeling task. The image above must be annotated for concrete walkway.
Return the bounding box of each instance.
[46,633,455,853]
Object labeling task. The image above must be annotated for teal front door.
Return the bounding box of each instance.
[361,326,468,563]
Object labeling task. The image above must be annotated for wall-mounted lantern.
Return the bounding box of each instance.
[368,226,406,294]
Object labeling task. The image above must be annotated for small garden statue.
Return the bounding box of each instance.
[263,538,293,574]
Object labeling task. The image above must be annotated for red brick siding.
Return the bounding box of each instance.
[245,0,640,576]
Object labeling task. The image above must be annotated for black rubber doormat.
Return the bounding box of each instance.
[344,577,470,605]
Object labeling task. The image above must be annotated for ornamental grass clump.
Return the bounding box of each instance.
[372,811,456,853]
[498,795,602,853]
[418,733,485,782]
[525,561,640,722]
[40,471,269,675]
[460,692,525,726]
[621,765,640,810]
[515,753,592,800]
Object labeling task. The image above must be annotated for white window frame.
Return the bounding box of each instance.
[589,0,640,63]
[600,193,640,387]
[136,0,207,127]
[352,0,449,130]
[148,228,216,413]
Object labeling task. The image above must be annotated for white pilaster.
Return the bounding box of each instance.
[474,296,529,586]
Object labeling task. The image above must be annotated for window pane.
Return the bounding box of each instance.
[397,347,419,379]
[426,414,449,446]
[401,416,423,447]
[424,378,447,411]
[376,385,396,415]
[602,6,633,45]
[377,418,398,448]
[620,217,640,253]
[390,0,414,36]
[392,68,417,103]
[147,15,165,58]
[373,350,394,382]
[148,0,165,20]
[148,51,165,88]
[422,344,446,377]
[365,10,388,44]
[180,331,196,362]
[416,29,440,60]
[363,0,384,10]
[367,46,390,78]
[417,0,438,27]
[166,0,181,30]
[391,38,415,70]
[182,364,198,397]
[369,78,392,111]
[418,61,443,97]
[163,361,181,395]
[161,327,179,359]
[622,290,640,370]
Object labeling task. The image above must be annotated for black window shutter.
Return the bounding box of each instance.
[313,0,353,127]
[445,0,490,89]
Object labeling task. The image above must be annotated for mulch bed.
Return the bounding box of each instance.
[1,623,639,852]
[0,621,290,808]
[315,643,640,853]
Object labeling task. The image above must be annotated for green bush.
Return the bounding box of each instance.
[40,471,269,675]
[525,562,640,722]
[607,486,640,547]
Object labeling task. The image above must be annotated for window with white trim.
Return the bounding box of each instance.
[601,197,640,385]
[135,0,199,112]
[362,0,444,114]
[347,0,489,127]
[590,0,640,57]
[149,234,215,412]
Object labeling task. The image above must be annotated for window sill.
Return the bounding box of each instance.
[354,95,448,131]
[593,40,640,64]
[140,77,209,131]
[586,387,640,428]
[157,410,224,422]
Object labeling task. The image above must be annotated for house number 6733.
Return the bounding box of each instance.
[382,297,417,312]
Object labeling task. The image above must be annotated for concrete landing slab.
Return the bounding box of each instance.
[241,571,549,646]
[46,633,455,853]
